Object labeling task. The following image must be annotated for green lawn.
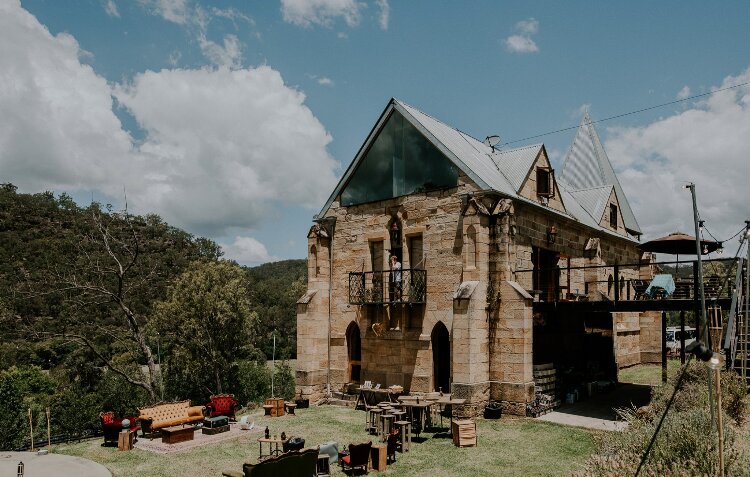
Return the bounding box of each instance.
[54,405,597,477]
[618,358,682,386]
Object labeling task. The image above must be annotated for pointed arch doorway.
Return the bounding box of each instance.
[346,322,362,383]
[431,322,450,393]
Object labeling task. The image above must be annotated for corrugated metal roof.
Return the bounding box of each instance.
[559,113,642,235]
[566,185,613,224]
[488,144,542,192]
[316,98,639,243]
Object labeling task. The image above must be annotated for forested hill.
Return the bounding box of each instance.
[0,183,306,372]
[246,259,306,360]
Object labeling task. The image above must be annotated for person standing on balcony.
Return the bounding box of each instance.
[389,254,402,302]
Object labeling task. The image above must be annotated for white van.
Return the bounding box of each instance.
[666,326,697,354]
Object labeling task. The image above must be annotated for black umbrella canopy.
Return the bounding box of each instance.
[638,232,720,255]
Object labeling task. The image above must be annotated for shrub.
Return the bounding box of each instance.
[0,372,26,450]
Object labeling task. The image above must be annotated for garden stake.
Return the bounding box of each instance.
[27,408,33,451]
[46,407,51,448]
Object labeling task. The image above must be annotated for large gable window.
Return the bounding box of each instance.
[536,167,555,198]
[341,110,458,206]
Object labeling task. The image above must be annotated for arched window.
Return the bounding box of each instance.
[465,225,477,269]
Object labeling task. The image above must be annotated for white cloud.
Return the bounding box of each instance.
[605,67,750,244]
[676,85,691,100]
[504,17,539,54]
[515,18,538,35]
[168,49,181,66]
[0,1,339,238]
[104,0,120,18]
[317,76,334,86]
[281,0,364,28]
[139,0,190,24]
[198,33,242,68]
[375,0,389,31]
[221,236,278,265]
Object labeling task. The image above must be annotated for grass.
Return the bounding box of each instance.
[54,405,597,477]
[618,358,682,386]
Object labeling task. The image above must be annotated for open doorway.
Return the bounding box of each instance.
[431,322,450,393]
[346,322,361,383]
[532,246,560,302]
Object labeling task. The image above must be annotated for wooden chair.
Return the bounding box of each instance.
[672,281,692,299]
[340,441,371,475]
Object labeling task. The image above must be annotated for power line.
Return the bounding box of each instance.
[500,80,750,147]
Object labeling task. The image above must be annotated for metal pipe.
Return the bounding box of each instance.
[744,222,750,382]
[687,183,714,430]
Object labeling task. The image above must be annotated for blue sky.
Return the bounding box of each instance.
[3,0,750,264]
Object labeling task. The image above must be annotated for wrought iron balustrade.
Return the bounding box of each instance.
[348,269,426,305]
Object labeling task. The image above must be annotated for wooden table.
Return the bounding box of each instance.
[257,437,289,460]
[435,398,466,434]
[400,401,433,437]
[161,425,195,444]
[354,387,401,410]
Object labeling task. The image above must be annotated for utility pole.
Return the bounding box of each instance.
[744,221,750,382]
[686,183,714,428]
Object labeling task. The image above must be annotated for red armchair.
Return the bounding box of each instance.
[100,411,139,445]
[206,394,240,420]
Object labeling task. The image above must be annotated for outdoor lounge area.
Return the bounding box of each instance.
[52,403,602,477]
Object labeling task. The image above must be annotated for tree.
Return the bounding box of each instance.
[153,260,258,396]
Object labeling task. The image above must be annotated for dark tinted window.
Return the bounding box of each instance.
[341,111,458,206]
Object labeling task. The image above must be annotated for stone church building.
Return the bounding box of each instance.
[296,98,658,415]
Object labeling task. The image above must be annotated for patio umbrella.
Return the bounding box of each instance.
[638,231,720,256]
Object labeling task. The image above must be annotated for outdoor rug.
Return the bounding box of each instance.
[134,422,262,454]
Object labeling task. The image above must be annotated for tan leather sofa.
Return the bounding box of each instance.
[137,400,205,435]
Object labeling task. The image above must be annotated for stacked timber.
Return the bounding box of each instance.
[528,363,561,417]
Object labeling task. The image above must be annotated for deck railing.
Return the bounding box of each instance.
[348,269,426,305]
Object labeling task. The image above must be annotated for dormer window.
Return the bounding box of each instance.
[609,204,618,228]
[536,167,555,198]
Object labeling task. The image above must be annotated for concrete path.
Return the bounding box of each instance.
[537,383,652,431]
[0,451,111,477]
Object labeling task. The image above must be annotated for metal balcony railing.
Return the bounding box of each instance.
[348,269,426,305]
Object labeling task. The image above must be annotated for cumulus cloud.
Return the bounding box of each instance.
[605,68,750,244]
[375,0,389,30]
[504,17,539,54]
[104,0,120,18]
[318,76,334,86]
[281,0,364,27]
[0,0,338,241]
[221,236,278,264]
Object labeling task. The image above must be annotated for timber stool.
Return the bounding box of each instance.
[262,404,273,416]
[394,420,411,452]
[364,405,377,433]
[369,408,383,435]
[379,413,395,440]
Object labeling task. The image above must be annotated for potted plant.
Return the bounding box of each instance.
[484,401,502,419]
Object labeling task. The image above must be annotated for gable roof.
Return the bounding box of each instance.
[559,112,642,235]
[316,98,638,243]
[566,185,614,225]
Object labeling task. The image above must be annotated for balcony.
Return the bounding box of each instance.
[348,269,427,305]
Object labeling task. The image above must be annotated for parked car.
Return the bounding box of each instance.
[666,326,697,354]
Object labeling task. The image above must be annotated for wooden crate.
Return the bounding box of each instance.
[265,398,285,417]
[451,419,476,447]
[370,443,388,471]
